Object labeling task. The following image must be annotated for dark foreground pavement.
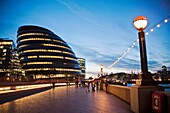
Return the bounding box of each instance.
[0,86,133,113]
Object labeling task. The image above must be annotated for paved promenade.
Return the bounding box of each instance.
[0,86,133,113]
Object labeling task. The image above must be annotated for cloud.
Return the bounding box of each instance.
[56,0,101,26]
[69,43,141,71]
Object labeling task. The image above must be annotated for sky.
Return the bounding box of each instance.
[0,0,170,78]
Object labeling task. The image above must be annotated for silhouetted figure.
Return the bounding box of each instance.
[75,81,79,87]
[96,82,99,90]
[92,82,95,92]
[52,82,55,88]
[105,82,108,92]
[85,82,90,92]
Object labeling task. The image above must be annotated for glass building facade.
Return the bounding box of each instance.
[17,25,81,80]
[0,39,13,79]
[78,58,86,79]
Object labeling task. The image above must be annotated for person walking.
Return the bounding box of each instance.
[92,82,95,92]
[105,82,108,92]
[75,80,79,87]
[96,81,99,90]
[85,82,90,92]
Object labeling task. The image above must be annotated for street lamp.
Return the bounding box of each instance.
[100,64,104,76]
[133,16,155,85]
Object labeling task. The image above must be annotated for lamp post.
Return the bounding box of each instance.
[100,64,104,77]
[133,16,155,85]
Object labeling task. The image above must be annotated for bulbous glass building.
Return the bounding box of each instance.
[17,25,81,80]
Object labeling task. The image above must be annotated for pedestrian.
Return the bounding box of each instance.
[96,81,99,90]
[75,80,78,87]
[85,82,90,92]
[105,82,108,92]
[92,82,95,92]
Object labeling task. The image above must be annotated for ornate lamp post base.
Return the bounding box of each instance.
[136,73,157,86]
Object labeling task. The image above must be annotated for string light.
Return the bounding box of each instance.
[150,29,154,32]
[157,24,160,27]
[164,19,168,23]
[106,15,170,71]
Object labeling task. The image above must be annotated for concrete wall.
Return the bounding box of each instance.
[101,83,170,112]
[101,83,130,104]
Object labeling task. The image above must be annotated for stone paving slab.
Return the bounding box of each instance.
[0,86,133,113]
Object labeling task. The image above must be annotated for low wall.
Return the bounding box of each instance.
[101,83,130,104]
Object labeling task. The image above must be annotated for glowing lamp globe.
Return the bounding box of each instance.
[133,16,148,31]
[100,64,104,69]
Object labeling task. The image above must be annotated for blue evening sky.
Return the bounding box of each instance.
[1,0,170,77]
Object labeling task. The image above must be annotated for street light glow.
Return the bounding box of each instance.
[133,16,148,31]
[100,64,104,69]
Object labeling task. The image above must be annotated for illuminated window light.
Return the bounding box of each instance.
[0,42,12,45]
[19,38,51,42]
[27,62,52,65]
[26,68,80,72]
[42,44,70,50]
[39,55,64,59]
[28,56,37,58]
[23,49,61,53]
[18,44,28,49]
[65,57,76,61]
[18,33,49,38]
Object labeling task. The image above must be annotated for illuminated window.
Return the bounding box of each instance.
[26,68,80,72]
[28,56,37,58]
[18,51,22,55]
[23,49,61,53]
[18,33,49,38]
[0,41,12,45]
[63,51,74,55]
[1,57,6,60]
[19,38,51,42]
[3,49,7,52]
[39,55,63,59]
[53,39,64,43]
[18,44,28,49]
[65,57,76,61]
[42,44,70,50]
[22,63,26,66]
[20,57,24,60]
[27,62,52,65]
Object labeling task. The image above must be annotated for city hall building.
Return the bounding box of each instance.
[17,25,81,80]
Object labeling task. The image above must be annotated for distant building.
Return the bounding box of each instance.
[17,25,81,81]
[0,38,13,80]
[77,58,86,79]
[10,48,23,81]
[156,65,170,81]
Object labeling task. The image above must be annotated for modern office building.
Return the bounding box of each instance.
[10,48,23,81]
[17,25,81,80]
[77,58,86,79]
[0,38,13,80]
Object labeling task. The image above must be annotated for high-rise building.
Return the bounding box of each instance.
[78,58,86,79]
[17,25,81,80]
[0,38,13,80]
[11,48,23,81]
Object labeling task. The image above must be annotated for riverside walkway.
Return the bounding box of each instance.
[0,85,133,113]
